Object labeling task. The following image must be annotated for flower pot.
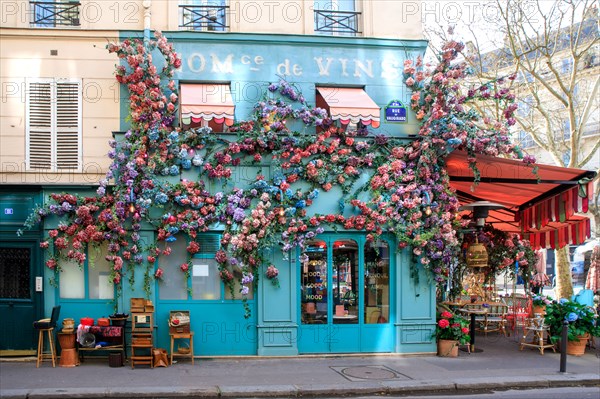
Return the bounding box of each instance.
[437,339,459,357]
[531,305,546,316]
[566,334,589,356]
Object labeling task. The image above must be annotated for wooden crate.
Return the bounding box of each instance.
[131,298,145,313]
[169,311,190,334]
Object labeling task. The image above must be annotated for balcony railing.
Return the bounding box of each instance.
[30,1,80,27]
[179,5,229,32]
[314,10,361,36]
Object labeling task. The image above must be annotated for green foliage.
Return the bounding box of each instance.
[545,299,600,342]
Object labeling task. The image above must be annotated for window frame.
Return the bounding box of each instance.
[57,244,116,302]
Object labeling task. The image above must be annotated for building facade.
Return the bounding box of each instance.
[0,0,437,356]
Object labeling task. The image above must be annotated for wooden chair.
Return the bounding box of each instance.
[33,306,61,367]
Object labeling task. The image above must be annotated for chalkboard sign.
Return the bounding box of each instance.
[385,100,407,123]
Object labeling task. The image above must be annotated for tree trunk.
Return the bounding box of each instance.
[554,246,573,300]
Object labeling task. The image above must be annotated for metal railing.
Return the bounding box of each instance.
[314,10,361,36]
[179,5,229,32]
[30,1,80,27]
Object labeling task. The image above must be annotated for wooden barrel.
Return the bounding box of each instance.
[59,349,78,368]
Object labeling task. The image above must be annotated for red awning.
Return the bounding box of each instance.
[446,150,596,249]
[180,83,235,126]
[316,87,380,128]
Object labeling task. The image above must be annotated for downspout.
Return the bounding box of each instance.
[142,0,152,43]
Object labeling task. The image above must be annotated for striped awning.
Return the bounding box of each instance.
[316,87,380,128]
[180,83,234,126]
[446,150,597,249]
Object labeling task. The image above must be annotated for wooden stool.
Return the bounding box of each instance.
[36,327,56,368]
[170,331,194,365]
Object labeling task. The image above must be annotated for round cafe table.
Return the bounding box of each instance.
[459,308,488,353]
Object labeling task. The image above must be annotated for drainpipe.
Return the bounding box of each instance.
[142,0,152,43]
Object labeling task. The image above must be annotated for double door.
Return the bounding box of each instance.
[298,235,394,353]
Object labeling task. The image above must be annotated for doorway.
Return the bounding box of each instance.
[298,236,394,353]
[0,241,41,354]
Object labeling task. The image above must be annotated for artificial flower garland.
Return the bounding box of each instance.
[20,33,534,317]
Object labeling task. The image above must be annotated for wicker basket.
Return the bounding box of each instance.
[169,311,190,334]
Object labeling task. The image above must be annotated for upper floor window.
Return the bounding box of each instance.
[314,1,360,36]
[26,78,82,172]
[31,1,81,27]
[518,130,534,149]
[563,119,571,140]
[561,58,573,74]
[179,0,228,32]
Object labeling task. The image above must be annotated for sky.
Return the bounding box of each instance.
[421,0,592,54]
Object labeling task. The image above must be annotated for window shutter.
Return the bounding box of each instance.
[55,81,81,170]
[26,81,53,170]
[26,79,81,172]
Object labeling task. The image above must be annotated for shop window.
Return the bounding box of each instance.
[332,239,358,324]
[364,240,390,324]
[158,236,189,300]
[26,78,82,171]
[301,240,328,324]
[59,244,114,300]
[158,234,235,300]
[191,258,221,300]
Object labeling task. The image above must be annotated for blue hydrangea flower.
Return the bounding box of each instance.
[169,165,180,176]
[565,312,578,322]
[155,192,168,204]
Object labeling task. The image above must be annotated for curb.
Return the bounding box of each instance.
[2,374,599,399]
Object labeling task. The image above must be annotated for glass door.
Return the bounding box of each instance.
[298,236,394,353]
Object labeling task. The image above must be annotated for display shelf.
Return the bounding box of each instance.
[77,326,125,362]
[130,312,154,369]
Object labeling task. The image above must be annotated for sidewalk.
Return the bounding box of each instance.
[1,334,599,399]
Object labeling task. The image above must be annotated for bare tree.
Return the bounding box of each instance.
[425,0,600,299]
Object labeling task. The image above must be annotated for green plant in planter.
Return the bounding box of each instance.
[545,299,600,343]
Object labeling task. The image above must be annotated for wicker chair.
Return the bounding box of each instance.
[481,303,508,337]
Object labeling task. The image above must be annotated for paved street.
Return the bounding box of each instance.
[1,334,598,399]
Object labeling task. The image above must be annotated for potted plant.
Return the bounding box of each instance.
[545,298,600,356]
[433,311,470,357]
[531,294,553,315]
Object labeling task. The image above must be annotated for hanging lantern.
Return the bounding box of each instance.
[466,237,488,268]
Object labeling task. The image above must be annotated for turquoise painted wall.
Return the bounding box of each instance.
[120,31,428,137]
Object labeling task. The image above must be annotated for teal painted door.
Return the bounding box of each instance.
[0,241,41,352]
[298,235,394,353]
